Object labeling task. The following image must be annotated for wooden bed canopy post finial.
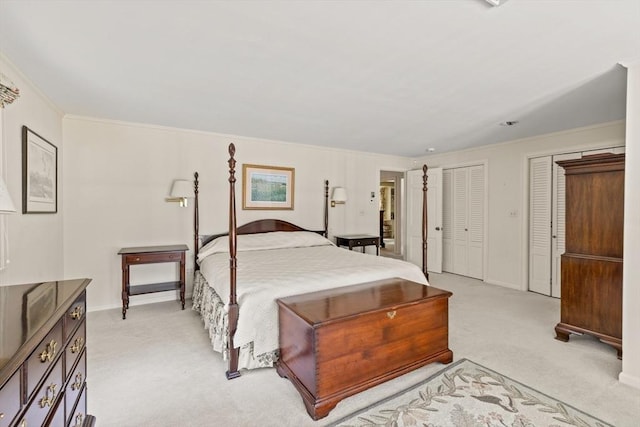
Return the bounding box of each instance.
[227,143,241,380]
[324,180,329,237]
[422,165,429,281]
[193,171,199,273]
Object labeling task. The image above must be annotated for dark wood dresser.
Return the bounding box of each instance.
[276,278,452,420]
[0,278,95,427]
[555,153,624,358]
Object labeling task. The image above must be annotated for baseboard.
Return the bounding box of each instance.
[619,371,640,390]
[483,278,522,291]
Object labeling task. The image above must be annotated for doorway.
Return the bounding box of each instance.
[380,171,404,259]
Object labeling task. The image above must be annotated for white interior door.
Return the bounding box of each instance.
[442,170,453,272]
[551,152,580,297]
[406,168,442,274]
[427,168,443,273]
[529,156,552,295]
[452,168,469,275]
[467,165,484,279]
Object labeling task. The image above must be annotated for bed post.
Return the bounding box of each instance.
[193,171,199,272]
[324,179,329,237]
[422,165,429,281]
[227,144,241,380]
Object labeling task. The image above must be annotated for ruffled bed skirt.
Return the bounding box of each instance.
[191,271,279,370]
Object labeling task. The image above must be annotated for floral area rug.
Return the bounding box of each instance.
[327,359,612,427]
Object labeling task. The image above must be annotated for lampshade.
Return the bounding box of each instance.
[0,178,16,213]
[331,187,347,203]
[170,179,192,198]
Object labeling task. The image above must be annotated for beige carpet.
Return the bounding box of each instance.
[86,273,640,426]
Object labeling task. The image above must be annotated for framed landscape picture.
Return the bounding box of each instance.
[242,164,295,210]
[22,126,57,213]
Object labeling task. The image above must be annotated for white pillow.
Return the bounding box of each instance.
[197,231,332,262]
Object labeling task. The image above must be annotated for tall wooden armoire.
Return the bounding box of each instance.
[554,153,624,359]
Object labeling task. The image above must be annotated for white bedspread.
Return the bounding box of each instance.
[199,234,428,355]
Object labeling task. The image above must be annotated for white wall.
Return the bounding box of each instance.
[620,61,640,389]
[62,116,412,311]
[0,55,65,285]
[414,121,626,290]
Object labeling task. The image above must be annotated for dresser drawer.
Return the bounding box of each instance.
[48,395,66,427]
[124,252,182,264]
[65,350,86,422]
[67,384,87,427]
[0,370,21,427]
[19,355,63,427]
[65,321,86,378]
[64,292,86,343]
[26,319,63,398]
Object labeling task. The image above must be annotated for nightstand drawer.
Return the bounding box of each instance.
[354,238,377,246]
[125,252,182,264]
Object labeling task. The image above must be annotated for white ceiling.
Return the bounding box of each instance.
[1,1,638,157]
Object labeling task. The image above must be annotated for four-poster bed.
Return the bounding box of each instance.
[191,143,451,418]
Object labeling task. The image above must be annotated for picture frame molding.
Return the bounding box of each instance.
[242,163,295,210]
[22,126,58,214]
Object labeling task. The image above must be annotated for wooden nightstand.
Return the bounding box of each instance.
[335,234,380,255]
[118,244,188,319]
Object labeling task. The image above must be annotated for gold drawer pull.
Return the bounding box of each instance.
[73,413,84,427]
[71,372,83,391]
[70,337,84,354]
[134,257,140,261]
[70,305,84,320]
[387,310,397,319]
[39,340,58,363]
[39,383,57,408]
[0,413,5,419]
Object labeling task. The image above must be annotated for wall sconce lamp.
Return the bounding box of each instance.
[166,179,192,207]
[331,187,347,207]
[0,177,17,214]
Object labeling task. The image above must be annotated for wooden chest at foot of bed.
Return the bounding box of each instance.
[276,277,453,420]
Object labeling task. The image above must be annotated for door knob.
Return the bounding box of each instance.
[435,227,441,231]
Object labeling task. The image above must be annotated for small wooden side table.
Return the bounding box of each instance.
[335,234,380,255]
[118,244,188,319]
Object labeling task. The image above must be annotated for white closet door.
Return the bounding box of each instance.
[452,168,469,275]
[529,156,552,295]
[426,168,443,274]
[551,152,581,298]
[442,170,453,273]
[467,165,484,279]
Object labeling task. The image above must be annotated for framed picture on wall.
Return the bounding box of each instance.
[242,164,295,210]
[22,126,57,213]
